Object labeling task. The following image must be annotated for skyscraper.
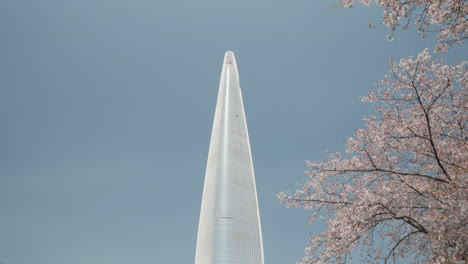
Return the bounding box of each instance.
[195,51,265,264]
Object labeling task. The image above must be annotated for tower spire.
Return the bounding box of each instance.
[195,51,265,264]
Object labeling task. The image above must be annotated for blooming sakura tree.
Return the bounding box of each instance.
[338,0,467,52]
[279,50,467,263]
[280,1,467,263]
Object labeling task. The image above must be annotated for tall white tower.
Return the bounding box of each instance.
[195,51,265,264]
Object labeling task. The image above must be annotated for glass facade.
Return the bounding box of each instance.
[195,51,264,264]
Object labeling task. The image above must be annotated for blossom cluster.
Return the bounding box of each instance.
[279,50,467,263]
[339,0,468,52]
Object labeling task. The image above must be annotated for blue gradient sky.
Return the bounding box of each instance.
[1,1,465,263]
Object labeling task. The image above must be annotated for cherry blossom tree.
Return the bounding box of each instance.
[337,0,467,53]
[280,1,467,263]
[279,49,467,263]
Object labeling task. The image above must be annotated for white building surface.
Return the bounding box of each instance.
[195,51,265,264]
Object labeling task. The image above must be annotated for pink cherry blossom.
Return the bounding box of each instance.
[279,50,467,263]
[338,0,468,53]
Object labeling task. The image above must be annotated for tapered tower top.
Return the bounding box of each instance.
[194,51,264,264]
[224,50,237,66]
[222,50,240,82]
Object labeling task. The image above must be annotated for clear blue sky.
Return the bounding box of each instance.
[1,1,465,263]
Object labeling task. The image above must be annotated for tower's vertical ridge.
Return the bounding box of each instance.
[195,51,264,264]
